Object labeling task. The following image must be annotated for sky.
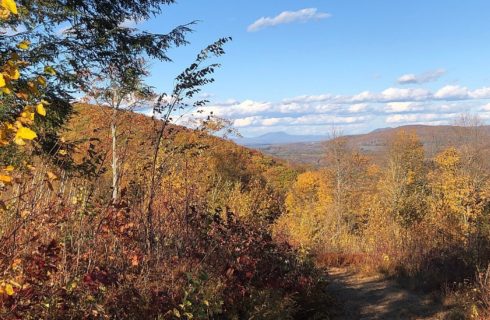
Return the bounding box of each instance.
[135,0,490,137]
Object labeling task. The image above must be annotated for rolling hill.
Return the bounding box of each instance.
[252,124,490,166]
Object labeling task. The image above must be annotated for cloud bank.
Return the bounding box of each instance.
[177,84,490,135]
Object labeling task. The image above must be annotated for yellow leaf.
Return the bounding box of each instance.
[17,40,30,50]
[44,66,56,76]
[19,110,34,123]
[47,171,57,181]
[5,283,14,296]
[58,149,67,155]
[5,165,14,171]
[10,68,20,80]
[1,87,11,94]
[0,174,12,183]
[20,210,28,219]
[13,137,25,145]
[15,126,37,141]
[36,103,46,116]
[1,0,17,15]
[0,7,10,19]
[37,76,46,86]
[0,74,5,87]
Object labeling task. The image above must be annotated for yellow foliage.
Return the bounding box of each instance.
[47,171,58,181]
[0,174,12,183]
[10,68,20,80]
[435,147,460,169]
[5,283,14,296]
[36,103,46,116]
[15,126,37,144]
[274,171,333,255]
[285,171,332,209]
[1,0,17,15]
[17,40,30,50]
[427,147,482,244]
[44,66,56,76]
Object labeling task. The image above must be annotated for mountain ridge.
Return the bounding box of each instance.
[253,124,490,166]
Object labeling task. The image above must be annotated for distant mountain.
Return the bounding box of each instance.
[253,124,490,166]
[234,132,328,146]
[369,127,393,134]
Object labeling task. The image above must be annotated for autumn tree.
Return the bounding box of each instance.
[428,148,489,248]
[452,113,489,187]
[82,64,156,201]
[145,37,231,249]
[273,171,332,255]
[382,130,428,226]
[323,131,374,235]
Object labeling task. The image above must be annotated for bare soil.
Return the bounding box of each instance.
[327,267,452,320]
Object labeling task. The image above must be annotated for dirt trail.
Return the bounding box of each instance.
[327,267,450,320]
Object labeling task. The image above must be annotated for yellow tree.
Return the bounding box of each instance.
[273,171,332,255]
[382,130,427,226]
[428,147,487,247]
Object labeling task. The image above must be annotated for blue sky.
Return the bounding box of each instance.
[137,0,490,137]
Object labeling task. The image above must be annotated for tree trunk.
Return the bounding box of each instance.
[111,108,118,202]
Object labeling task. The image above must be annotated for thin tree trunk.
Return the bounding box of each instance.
[111,108,118,202]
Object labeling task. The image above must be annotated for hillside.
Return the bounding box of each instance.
[62,104,299,198]
[0,103,342,319]
[255,124,490,165]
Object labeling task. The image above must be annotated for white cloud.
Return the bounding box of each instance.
[434,85,469,100]
[397,69,446,85]
[386,113,435,124]
[380,87,432,102]
[205,85,490,119]
[293,114,366,125]
[470,87,490,99]
[207,100,271,117]
[351,91,377,102]
[261,118,281,126]
[119,19,138,28]
[283,94,334,104]
[480,103,490,111]
[247,8,331,32]
[385,113,458,124]
[277,102,304,113]
[233,116,263,127]
[348,104,369,113]
[384,102,423,113]
[190,83,490,135]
